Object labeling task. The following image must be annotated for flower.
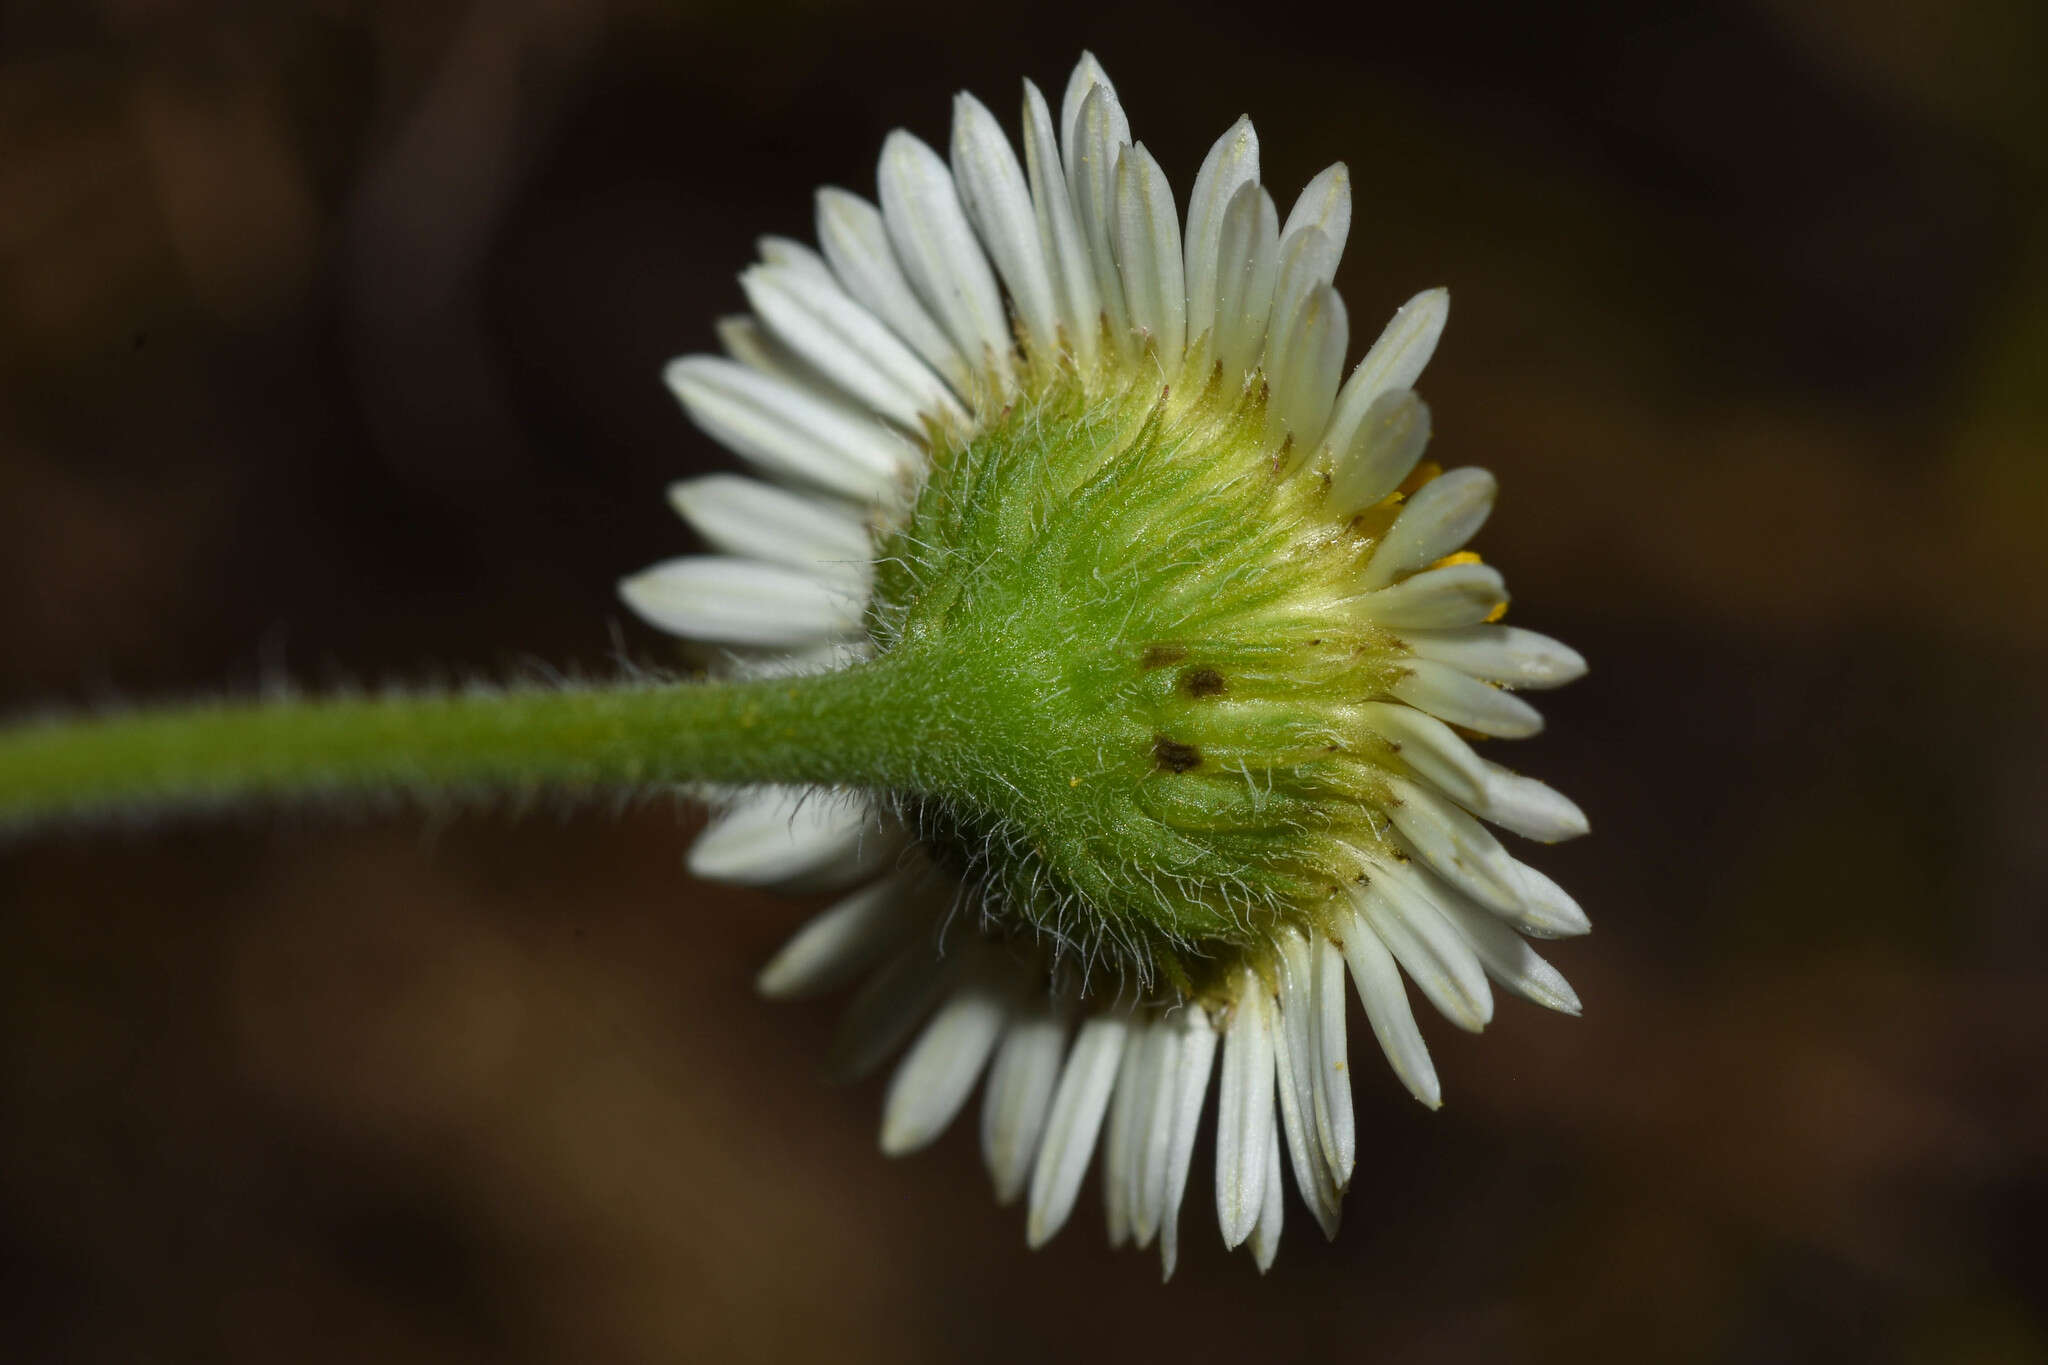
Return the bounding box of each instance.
[619,52,1590,1276]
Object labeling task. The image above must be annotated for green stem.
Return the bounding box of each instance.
[0,653,945,831]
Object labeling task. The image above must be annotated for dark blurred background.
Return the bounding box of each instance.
[4,0,2046,1360]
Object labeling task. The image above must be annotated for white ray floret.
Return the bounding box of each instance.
[1328,387,1432,512]
[740,263,966,429]
[1026,1014,1130,1247]
[663,356,915,500]
[1271,928,1343,1237]
[980,996,1070,1205]
[1111,142,1186,363]
[1155,1003,1217,1278]
[1183,117,1259,347]
[1400,623,1588,688]
[1065,81,1135,350]
[1019,79,1102,364]
[881,950,1019,1155]
[1392,656,1545,738]
[950,92,1061,358]
[1214,968,1277,1248]
[815,187,975,394]
[879,131,1015,387]
[1359,467,1497,590]
[666,475,872,579]
[755,865,931,999]
[1324,287,1450,454]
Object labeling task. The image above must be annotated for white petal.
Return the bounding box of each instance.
[1309,933,1355,1185]
[756,864,935,999]
[1182,117,1260,350]
[1353,561,1508,631]
[1358,699,1490,810]
[880,954,1019,1155]
[1156,1003,1217,1281]
[1352,867,1494,1033]
[980,996,1070,1205]
[664,355,914,501]
[620,555,863,647]
[1400,625,1588,689]
[1129,1019,1182,1249]
[950,92,1059,357]
[1474,760,1589,842]
[1328,387,1432,514]
[1421,867,1583,1015]
[1212,182,1280,380]
[755,234,838,288]
[666,475,872,579]
[1324,289,1450,457]
[1025,1014,1129,1247]
[1099,1018,1152,1247]
[1337,905,1442,1108]
[1506,859,1593,938]
[1265,282,1347,451]
[815,188,974,395]
[1021,79,1102,365]
[1247,1118,1284,1273]
[715,313,830,395]
[1381,775,1531,919]
[1065,81,1134,352]
[1271,928,1343,1238]
[1391,657,1545,738]
[1359,468,1498,590]
[687,786,893,889]
[1058,52,1115,181]
[1213,969,1277,1248]
[741,264,964,430]
[1278,163,1352,269]
[826,940,951,1080]
[1266,225,1340,374]
[878,131,1014,385]
[1111,142,1186,364]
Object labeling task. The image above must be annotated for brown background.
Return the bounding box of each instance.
[4,1,2046,1360]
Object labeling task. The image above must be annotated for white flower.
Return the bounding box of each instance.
[621,53,1590,1276]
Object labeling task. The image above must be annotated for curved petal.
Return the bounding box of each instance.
[1182,117,1260,349]
[1020,78,1102,364]
[815,187,973,395]
[1324,288,1450,456]
[981,996,1071,1205]
[620,555,864,647]
[664,355,915,501]
[1212,181,1280,380]
[688,785,896,889]
[1025,1014,1130,1247]
[879,130,1015,386]
[1111,142,1186,364]
[741,263,965,429]
[881,951,1021,1155]
[666,474,872,578]
[1360,468,1498,590]
[951,91,1060,357]
[1328,387,1431,512]
[1352,560,1507,631]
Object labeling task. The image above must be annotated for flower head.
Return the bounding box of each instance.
[621,53,1590,1275]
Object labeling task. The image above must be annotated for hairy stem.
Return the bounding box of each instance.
[0,656,945,832]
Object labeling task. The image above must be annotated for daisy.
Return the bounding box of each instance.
[621,53,1590,1276]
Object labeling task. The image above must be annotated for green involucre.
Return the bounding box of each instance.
[862,350,1414,997]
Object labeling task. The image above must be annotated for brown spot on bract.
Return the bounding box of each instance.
[1180,667,1226,698]
[1141,643,1188,670]
[1152,734,1202,773]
